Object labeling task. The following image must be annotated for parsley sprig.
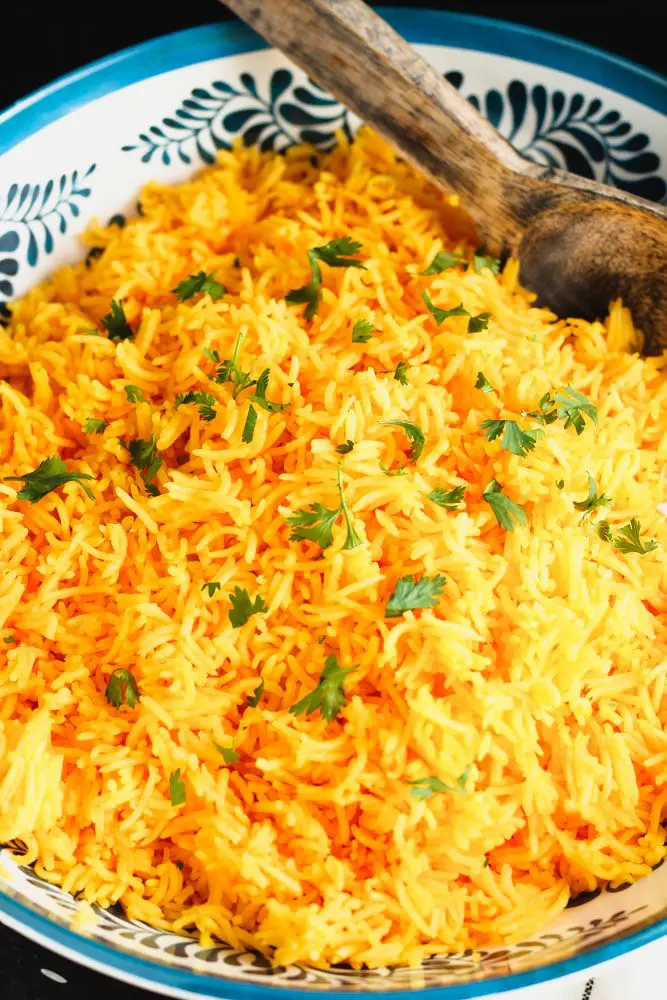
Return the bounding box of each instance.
[475,372,495,394]
[124,384,145,404]
[613,519,658,555]
[213,740,239,765]
[6,456,95,503]
[352,319,375,343]
[287,465,361,550]
[286,238,366,320]
[172,271,225,302]
[420,251,466,275]
[573,474,612,517]
[289,653,357,723]
[83,418,107,435]
[380,419,425,466]
[386,574,446,618]
[428,486,466,510]
[169,769,186,806]
[482,479,528,531]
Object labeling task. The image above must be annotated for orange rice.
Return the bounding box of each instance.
[1,129,666,969]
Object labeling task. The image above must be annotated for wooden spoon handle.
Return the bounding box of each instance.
[221,0,540,249]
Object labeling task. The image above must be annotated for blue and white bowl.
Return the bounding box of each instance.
[1,9,666,998]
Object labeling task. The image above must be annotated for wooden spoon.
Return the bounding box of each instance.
[221,0,667,353]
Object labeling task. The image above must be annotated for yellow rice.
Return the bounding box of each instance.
[1,129,666,969]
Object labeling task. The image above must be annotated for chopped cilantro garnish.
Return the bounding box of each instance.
[286,464,361,550]
[175,390,217,422]
[473,253,501,274]
[522,392,559,426]
[169,769,186,806]
[595,520,613,542]
[420,251,466,275]
[407,769,469,800]
[481,419,542,457]
[613,519,658,555]
[286,237,366,320]
[421,288,468,327]
[105,668,140,709]
[242,404,258,443]
[385,574,446,618]
[228,586,267,628]
[201,582,222,598]
[83,418,107,435]
[573,473,612,516]
[336,440,355,455]
[124,384,145,404]
[101,299,134,342]
[380,419,425,465]
[5,456,95,503]
[393,361,410,385]
[213,740,239,765]
[121,436,162,495]
[3,636,18,645]
[247,678,265,707]
[467,311,492,333]
[352,319,375,343]
[554,385,598,435]
[482,479,528,531]
[428,486,466,510]
[475,372,495,394]
[289,653,357,723]
[172,271,225,302]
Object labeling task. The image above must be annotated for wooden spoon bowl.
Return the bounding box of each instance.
[222,0,667,353]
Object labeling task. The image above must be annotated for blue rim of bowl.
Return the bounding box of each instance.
[1,6,666,996]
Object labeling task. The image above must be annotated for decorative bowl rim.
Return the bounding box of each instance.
[1,7,666,998]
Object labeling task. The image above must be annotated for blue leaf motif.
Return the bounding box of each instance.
[240,73,258,98]
[0,258,18,276]
[0,231,19,253]
[293,86,340,106]
[223,108,265,133]
[270,69,292,105]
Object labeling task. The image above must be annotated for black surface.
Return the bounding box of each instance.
[2,2,666,998]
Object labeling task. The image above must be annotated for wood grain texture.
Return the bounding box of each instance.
[221,0,667,352]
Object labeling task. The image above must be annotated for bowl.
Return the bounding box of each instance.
[1,8,666,998]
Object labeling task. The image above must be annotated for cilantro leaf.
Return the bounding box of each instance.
[481,419,541,457]
[556,479,565,490]
[289,653,357,722]
[393,361,410,385]
[613,519,658,555]
[336,440,355,455]
[595,520,613,542]
[428,486,466,510]
[172,271,225,302]
[3,636,18,645]
[121,436,162,494]
[420,251,466,275]
[228,586,267,628]
[169,769,186,806]
[287,502,340,549]
[124,384,145,404]
[175,390,217,422]
[213,740,239,765]
[385,574,446,618]
[468,311,492,333]
[286,239,366,320]
[554,385,598,435]
[6,456,95,503]
[475,372,495,394]
[203,347,220,363]
[209,332,256,399]
[482,479,528,531]
[573,473,612,515]
[252,368,288,413]
[473,253,501,274]
[83,418,107,434]
[407,772,468,800]
[101,299,134,342]
[105,668,140,709]
[242,404,258,443]
[286,465,361,550]
[352,319,374,343]
[380,419,425,464]
[379,462,408,477]
[247,678,264,707]
[421,288,469,327]
[201,582,221,598]
[523,392,559,426]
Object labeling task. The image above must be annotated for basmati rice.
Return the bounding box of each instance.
[1,129,666,969]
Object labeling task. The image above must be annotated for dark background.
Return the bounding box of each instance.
[2,1,666,998]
